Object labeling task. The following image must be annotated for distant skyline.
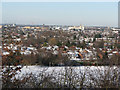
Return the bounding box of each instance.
[2,2,118,27]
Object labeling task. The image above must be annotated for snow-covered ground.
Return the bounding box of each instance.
[7,66,118,80]
[2,66,120,88]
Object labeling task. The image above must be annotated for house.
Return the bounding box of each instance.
[0,25,2,29]
[3,52,10,55]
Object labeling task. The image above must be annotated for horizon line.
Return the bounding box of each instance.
[1,23,117,27]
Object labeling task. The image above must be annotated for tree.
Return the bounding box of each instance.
[48,38,57,45]
[2,50,23,66]
[94,40,104,48]
[94,34,102,38]
[57,41,62,47]
[73,35,76,40]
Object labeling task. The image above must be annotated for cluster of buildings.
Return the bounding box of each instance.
[1,24,120,64]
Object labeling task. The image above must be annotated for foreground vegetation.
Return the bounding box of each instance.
[2,66,120,89]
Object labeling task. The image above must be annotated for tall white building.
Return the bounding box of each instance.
[68,25,84,30]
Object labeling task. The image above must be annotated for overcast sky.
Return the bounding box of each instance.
[2,2,118,27]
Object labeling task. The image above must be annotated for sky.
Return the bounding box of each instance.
[2,2,118,27]
[1,0,120,2]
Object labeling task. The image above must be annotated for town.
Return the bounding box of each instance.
[1,24,120,66]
